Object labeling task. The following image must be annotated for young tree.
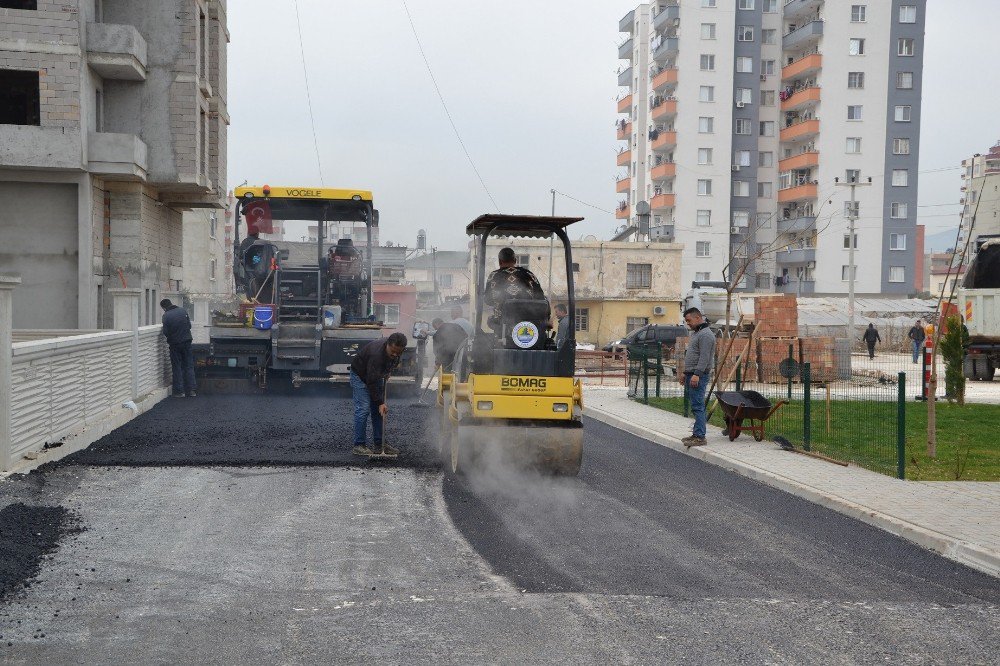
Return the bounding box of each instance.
[939,314,969,405]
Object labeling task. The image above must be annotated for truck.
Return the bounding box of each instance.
[194,185,423,391]
[959,235,1000,381]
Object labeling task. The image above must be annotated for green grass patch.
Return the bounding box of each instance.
[643,395,1000,481]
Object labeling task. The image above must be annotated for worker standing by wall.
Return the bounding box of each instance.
[350,332,407,456]
[681,307,715,447]
[160,299,197,398]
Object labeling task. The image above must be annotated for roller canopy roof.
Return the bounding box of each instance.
[466,214,584,238]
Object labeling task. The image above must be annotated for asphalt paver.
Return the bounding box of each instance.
[0,393,997,663]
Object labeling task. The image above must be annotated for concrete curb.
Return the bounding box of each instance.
[585,405,1000,579]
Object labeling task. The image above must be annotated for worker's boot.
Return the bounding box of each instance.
[381,443,400,456]
[352,444,374,456]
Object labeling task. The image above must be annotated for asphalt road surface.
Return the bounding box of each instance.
[1,390,998,664]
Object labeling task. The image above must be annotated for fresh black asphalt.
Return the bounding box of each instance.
[0,392,997,663]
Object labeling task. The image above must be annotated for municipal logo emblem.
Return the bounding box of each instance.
[512,321,539,349]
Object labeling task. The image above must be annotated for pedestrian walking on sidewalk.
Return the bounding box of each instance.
[908,319,925,363]
[160,299,196,397]
[862,323,881,360]
[349,332,407,456]
[680,307,715,447]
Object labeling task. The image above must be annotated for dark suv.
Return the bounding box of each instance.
[602,324,687,353]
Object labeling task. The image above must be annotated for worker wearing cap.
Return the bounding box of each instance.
[484,247,547,322]
[350,332,407,456]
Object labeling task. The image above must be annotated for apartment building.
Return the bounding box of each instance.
[616,0,925,296]
[958,141,1000,250]
[0,0,228,329]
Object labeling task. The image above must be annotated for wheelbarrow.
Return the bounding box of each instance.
[715,390,786,442]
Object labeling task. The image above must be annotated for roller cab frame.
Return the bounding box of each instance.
[438,214,585,476]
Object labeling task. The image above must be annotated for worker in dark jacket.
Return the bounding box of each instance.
[862,323,881,359]
[160,299,196,397]
[431,318,467,372]
[908,319,925,363]
[484,247,547,322]
[350,332,407,456]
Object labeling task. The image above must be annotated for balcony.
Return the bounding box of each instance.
[777,183,818,203]
[0,125,82,170]
[88,132,148,180]
[617,149,631,167]
[618,66,633,87]
[776,279,816,295]
[86,23,148,81]
[616,204,630,220]
[651,98,677,122]
[652,37,679,63]
[617,121,632,140]
[652,67,678,92]
[780,118,819,143]
[783,20,824,51]
[782,0,823,21]
[782,53,822,81]
[651,162,676,181]
[776,247,816,265]
[651,130,677,152]
[617,94,633,114]
[619,9,635,33]
[616,177,631,194]
[776,214,816,234]
[650,193,676,210]
[618,37,634,60]
[652,4,680,33]
[778,151,819,171]
[780,86,820,111]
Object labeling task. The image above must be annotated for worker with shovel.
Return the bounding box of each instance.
[350,332,407,457]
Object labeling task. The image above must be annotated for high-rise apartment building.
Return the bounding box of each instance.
[616,0,925,296]
[959,141,1000,250]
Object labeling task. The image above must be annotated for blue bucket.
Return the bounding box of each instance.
[253,306,274,330]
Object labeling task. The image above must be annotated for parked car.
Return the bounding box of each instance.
[602,324,688,353]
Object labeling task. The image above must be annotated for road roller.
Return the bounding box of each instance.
[438,214,585,476]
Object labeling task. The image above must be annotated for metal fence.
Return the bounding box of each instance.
[629,340,907,479]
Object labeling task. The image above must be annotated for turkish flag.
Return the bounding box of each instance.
[243,200,273,235]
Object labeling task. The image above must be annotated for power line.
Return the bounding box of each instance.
[401,0,499,212]
[553,189,613,214]
[293,0,324,185]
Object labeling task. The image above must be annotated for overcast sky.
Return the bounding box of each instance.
[228,0,1000,251]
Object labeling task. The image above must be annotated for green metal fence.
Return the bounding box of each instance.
[630,340,907,479]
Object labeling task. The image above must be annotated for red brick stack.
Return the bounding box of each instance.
[716,338,755,380]
[758,338,798,382]
[754,294,798,337]
[799,336,836,382]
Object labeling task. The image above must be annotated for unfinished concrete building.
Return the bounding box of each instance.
[0,0,228,329]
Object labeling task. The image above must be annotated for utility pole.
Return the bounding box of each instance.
[548,189,556,296]
[835,176,871,344]
[432,247,439,306]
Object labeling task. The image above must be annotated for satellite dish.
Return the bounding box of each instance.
[583,235,598,242]
[635,200,650,215]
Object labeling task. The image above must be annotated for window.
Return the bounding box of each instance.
[0,69,41,125]
[848,72,865,89]
[736,56,753,73]
[759,121,775,137]
[698,179,713,195]
[516,254,530,266]
[209,258,217,281]
[849,38,866,55]
[575,308,589,332]
[899,5,917,23]
[698,148,713,165]
[847,105,863,121]
[626,317,649,334]
[700,54,716,71]
[1,1,38,9]
[757,212,773,228]
[894,105,912,122]
[735,149,751,166]
[845,169,861,183]
[701,23,716,39]
[209,213,217,239]
[758,182,773,198]
[733,181,750,197]
[761,59,776,76]
[892,169,909,186]
[696,241,712,257]
[763,0,777,12]
[736,88,752,104]
[761,29,776,45]
[897,71,913,89]
[626,263,652,289]
[738,0,754,9]
[890,233,907,250]
[889,266,905,283]
[843,233,858,249]
[735,118,752,135]
[898,38,915,56]
[893,138,911,155]
[844,201,860,217]
[698,116,714,133]
[851,5,866,22]
[891,203,908,219]
[376,303,401,325]
[738,26,754,41]
[696,272,712,282]
[759,152,774,167]
[846,137,862,153]
[697,210,712,227]
[756,273,772,289]
[733,210,751,227]
[761,90,776,107]
[842,265,858,281]
[699,85,715,102]
[701,0,717,6]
